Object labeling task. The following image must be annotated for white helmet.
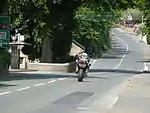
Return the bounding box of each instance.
[81,53,88,59]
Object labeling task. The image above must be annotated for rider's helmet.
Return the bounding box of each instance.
[81,52,88,59]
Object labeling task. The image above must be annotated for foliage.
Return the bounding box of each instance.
[73,1,121,57]
[136,0,150,44]
[0,0,9,15]
[8,0,145,62]
[122,8,143,22]
[9,0,49,60]
[47,1,78,62]
[138,23,146,34]
[9,0,79,62]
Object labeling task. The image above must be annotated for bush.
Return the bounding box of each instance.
[0,48,11,69]
[147,34,150,44]
[138,22,150,44]
[73,3,115,58]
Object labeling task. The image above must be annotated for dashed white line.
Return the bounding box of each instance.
[0,31,129,99]
[48,80,57,83]
[0,78,67,96]
[113,35,129,69]
[77,107,90,110]
[16,87,30,91]
[34,83,45,87]
[0,91,11,96]
[59,78,67,81]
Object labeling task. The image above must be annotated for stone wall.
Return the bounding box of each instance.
[27,62,76,73]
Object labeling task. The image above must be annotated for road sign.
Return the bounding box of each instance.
[0,16,10,48]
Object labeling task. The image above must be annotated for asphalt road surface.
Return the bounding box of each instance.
[0,28,148,113]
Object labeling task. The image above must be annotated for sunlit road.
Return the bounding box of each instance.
[0,28,148,113]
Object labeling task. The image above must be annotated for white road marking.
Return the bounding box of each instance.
[98,79,130,110]
[144,62,148,71]
[58,78,67,81]
[0,91,11,96]
[113,35,129,69]
[77,107,90,110]
[99,31,128,109]
[91,46,114,67]
[0,31,131,102]
[0,78,66,96]
[34,83,45,87]
[92,60,97,65]
[108,96,118,108]
[48,80,57,83]
[16,87,30,91]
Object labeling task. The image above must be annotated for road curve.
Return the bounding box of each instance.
[0,28,146,113]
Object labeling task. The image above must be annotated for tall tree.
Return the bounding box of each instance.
[9,0,139,62]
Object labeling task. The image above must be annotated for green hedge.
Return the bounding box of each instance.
[0,48,11,70]
[147,34,150,44]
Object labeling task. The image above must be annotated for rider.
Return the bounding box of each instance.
[75,52,91,73]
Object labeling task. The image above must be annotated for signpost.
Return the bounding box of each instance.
[0,16,10,48]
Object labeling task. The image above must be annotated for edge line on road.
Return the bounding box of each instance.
[97,32,129,110]
[113,35,129,69]
[108,96,119,109]
[92,32,128,69]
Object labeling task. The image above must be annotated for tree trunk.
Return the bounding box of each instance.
[41,37,52,63]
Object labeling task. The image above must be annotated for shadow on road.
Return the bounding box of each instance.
[0,83,17,88]
[137,60,150,63]
[0,73,109,81]
[101,49,131,59]
[0,37,136,82]
[101,55,122,59]
[0,68,142,82]
[89,69,142,74]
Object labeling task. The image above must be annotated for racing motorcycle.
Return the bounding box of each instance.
[77,59,90,82]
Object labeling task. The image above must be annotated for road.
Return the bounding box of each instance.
[0,28,148,113]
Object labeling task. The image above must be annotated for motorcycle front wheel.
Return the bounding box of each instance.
[78,69,84,82]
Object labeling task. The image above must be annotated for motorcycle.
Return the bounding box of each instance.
[77,59,89,82]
